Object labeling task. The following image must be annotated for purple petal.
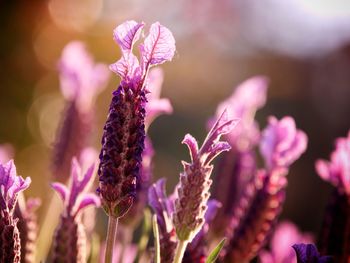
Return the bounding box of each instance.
[292,243,332,263]
[182,134,199,162]
[75,193,100,216]
[110,53,140,81]
[51,182,69,203]
[140,22,176,69]
[204,141,231,166]
[0,144,14,164]
[113,21,144,52]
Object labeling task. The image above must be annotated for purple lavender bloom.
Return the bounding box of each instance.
[0,160,31,263]
[260,116,308,170]
[316,131,350,196]
[211,77,268,237]
[316,131,350,262]
[213,76,268,151]
[224,167,288,262]
[259,221,313,263]
[52,158,100,263]
[292,244,333,263]
[173,110,238,242]
[98,20,175,219]
[148,179,177,263]
[53,41,110,180]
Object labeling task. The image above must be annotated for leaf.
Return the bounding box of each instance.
[205,238,226,263]
[152,214,161,263]
[113,20,144,52]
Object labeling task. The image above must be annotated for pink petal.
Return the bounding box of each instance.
[51,182,69,203]
[110,53,140,80]
[182,134,199,162]
[75,193,100,216]
[113,21,144,52]
[140,22,176,69]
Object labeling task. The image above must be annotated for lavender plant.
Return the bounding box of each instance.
[97,20,175,262]
[0,160,31,263]
[51,158,100,263]
[2,18,348,263]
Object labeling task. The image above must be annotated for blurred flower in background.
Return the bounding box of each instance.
[0,0,350,258]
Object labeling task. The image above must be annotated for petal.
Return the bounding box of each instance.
[182,134,199,162]
[51,182,69,203]
[140,22,176,69]
[113,21,144,52]
[74,193,100,216]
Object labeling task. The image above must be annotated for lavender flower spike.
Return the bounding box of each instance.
[292,244,333,263]
[316,131,350,196]
[98,20,175,219]
[0,160,31,263]
[260,116,308,170]
[172,110,238,263]
[52,158,100,263]
[53,41,110,180]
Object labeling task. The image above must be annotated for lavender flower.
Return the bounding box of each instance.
[15,197,41,263]
[316,131,350,262]
[0,144,14,163]
[52,158,100,263]
[260,116,308,170]
[172,110,238,262]
[211,77,268,237]
[0,160,31,263]
[52,41,110,180]
[259,221,313,263]
[292,244,333,263]
[224,116,308,262]
[121,67,173,227]
[316,131,350,196]
[98,20,175,219]
[148,179,177,263]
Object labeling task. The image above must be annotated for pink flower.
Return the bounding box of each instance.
[58,41,110,113]
[259,221,313,263]
[316,131,350,196]
[213,76,268,151]
[260,116,308,170]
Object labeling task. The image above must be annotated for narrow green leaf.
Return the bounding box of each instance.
[152,215,161,263]
[205,238,226,263]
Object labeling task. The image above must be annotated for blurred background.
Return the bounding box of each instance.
[1,0,350,242]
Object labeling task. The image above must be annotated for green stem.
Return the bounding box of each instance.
[105,216,119,263]
[173,240,188,263]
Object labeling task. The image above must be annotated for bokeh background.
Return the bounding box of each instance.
[1,0,350,247]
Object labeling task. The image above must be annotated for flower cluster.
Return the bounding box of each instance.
[1,19,345,263]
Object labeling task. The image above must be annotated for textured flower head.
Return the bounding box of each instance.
[110,20,176,90]
[315,131,350,196]
[59,41,110,113]
[174,110,238,242]
[52,158,100,218]
[0,160,31,212]
[145,67,173,128]
[260,221,313,263]
[292,244,333,263]
[260,116,308,169]
[213,76,268,151]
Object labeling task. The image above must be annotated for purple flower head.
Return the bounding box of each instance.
[260,116,308,170]
[148,179,177,263]
[59,41,110,113]
[315,131,350,196]
[52,158,100,218]
[145,67,173,129]
[259,221,313,263]
[0,160,31,212]
[292,244,333,263]
[173,110,238,242]
[212,76,268,151]
[98,21,175,219]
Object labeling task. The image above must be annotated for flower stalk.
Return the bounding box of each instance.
[104,217,118,263]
